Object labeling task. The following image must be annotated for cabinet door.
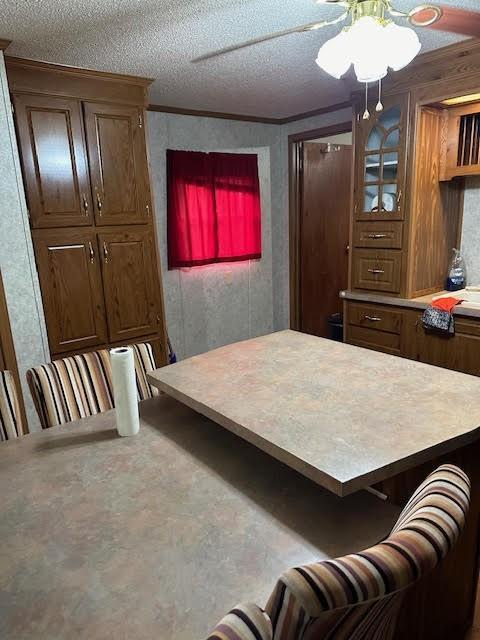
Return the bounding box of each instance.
[84,103,150,226]
[98,228,161,343]
[354,93,409,221]
[13,94,92,228]
[404,311,480,376]
[32,228,108,355]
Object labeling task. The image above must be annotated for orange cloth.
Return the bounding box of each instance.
[432,297,464,313]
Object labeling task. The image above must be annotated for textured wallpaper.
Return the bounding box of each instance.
[0,52,49,430]
[461,177,480,287]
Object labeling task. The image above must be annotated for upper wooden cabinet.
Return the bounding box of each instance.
[84,103,150,226]
[32,228,108,354]
[98,227,161,343]
[13,94,93,228]
[354,93,409,221]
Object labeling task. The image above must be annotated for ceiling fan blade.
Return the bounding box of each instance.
[412,5,480,38]
[192,20,335,62]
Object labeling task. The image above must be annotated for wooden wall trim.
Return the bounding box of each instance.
[6,56,152,106]
[0,39,11,51]
[148,99,353,125]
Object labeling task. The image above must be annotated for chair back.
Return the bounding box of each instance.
[27,343,158,429]
[0,370,24,441]
[208,465,470,640]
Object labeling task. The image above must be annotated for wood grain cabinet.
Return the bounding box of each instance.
[32,228,108,354]
[98,228,161,343]
[8,57,167,364]
[13,94,93,228]
[84,103,150,226]
[345,301,480,377]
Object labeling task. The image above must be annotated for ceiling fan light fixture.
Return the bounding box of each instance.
[383,21,421,71]
[315,29,351,79]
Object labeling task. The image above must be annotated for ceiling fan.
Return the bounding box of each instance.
[192,1,480,86]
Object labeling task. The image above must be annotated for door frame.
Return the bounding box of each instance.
[289,121,353,330]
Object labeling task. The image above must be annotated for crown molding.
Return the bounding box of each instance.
[0,39,11,51]
[5,55,154,86]
[147,99,352,125]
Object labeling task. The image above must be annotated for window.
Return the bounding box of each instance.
[167,150,262,269]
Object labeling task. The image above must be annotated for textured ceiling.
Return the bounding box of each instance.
[0,0,476,118]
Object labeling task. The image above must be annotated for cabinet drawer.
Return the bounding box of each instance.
[348,303,402,335]
[352,249,402,294]
[353,222,403,249]
[347,325,402,356]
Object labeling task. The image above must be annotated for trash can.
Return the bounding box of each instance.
[328,313,343,342]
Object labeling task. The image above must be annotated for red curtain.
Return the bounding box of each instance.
[167,150,261,269]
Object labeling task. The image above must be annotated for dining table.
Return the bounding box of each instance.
[1,393,400,640]
[148,329,480,640]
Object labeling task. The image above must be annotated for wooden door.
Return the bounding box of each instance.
[84,103,150,226]
[13,94,92,228]
[299,142,352,338]
[32,228,108,355]
[98,227,161,343]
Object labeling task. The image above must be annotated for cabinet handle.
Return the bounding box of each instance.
[96,192,103,215]
[368,233,387,239]
[103,241,109,264]
[82,194,89,215]
[145,204,150,216]
[364,315,382,322]
[397,190,402,209]
[88,241,94,264]
[367,268,385,274]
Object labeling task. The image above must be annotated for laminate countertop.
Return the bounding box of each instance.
[341,289,480,319]
[0,395,400,640]
[149,330,480,496]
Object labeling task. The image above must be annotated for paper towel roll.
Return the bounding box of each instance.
[110,346,140,437]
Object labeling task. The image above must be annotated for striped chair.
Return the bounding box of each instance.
[208,464,470,640]
[0,370,24,441]
[27,343,158,430]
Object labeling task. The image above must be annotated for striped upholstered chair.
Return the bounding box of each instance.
[0,370,24,441]
[208,464,470,640]
[26,343,158,430]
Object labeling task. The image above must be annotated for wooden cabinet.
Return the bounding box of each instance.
[98,228,161,342]
[352,249,402,294]
[32,228,108,354]
[13,94,92,228]
[8,58,168,365]
[84,103,150,226]
[354,93,409,222]
[345,300,480,377]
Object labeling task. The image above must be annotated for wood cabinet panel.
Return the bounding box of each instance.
[347,325,402,356]
[403,310,480,376]
[352,249,402,294]
[98,227,161,343]
[353,221,403,249]
[84,102,150,226]
[13,94,92,228]
[33,228,108,354]
[348,302,402,335]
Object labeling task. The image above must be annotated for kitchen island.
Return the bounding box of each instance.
[149,330,480,639]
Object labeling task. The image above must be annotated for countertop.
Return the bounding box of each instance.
[0,395,400,640]
[149,330,480,496]
[341,289,480,319]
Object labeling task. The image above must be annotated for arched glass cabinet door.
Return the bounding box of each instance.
[355,93,409,220]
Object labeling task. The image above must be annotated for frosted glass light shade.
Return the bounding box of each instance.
[315,30,351,79]
[316,17,422,83]
[383,22,421,71]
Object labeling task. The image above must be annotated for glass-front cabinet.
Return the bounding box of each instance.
[355,93,410,220]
